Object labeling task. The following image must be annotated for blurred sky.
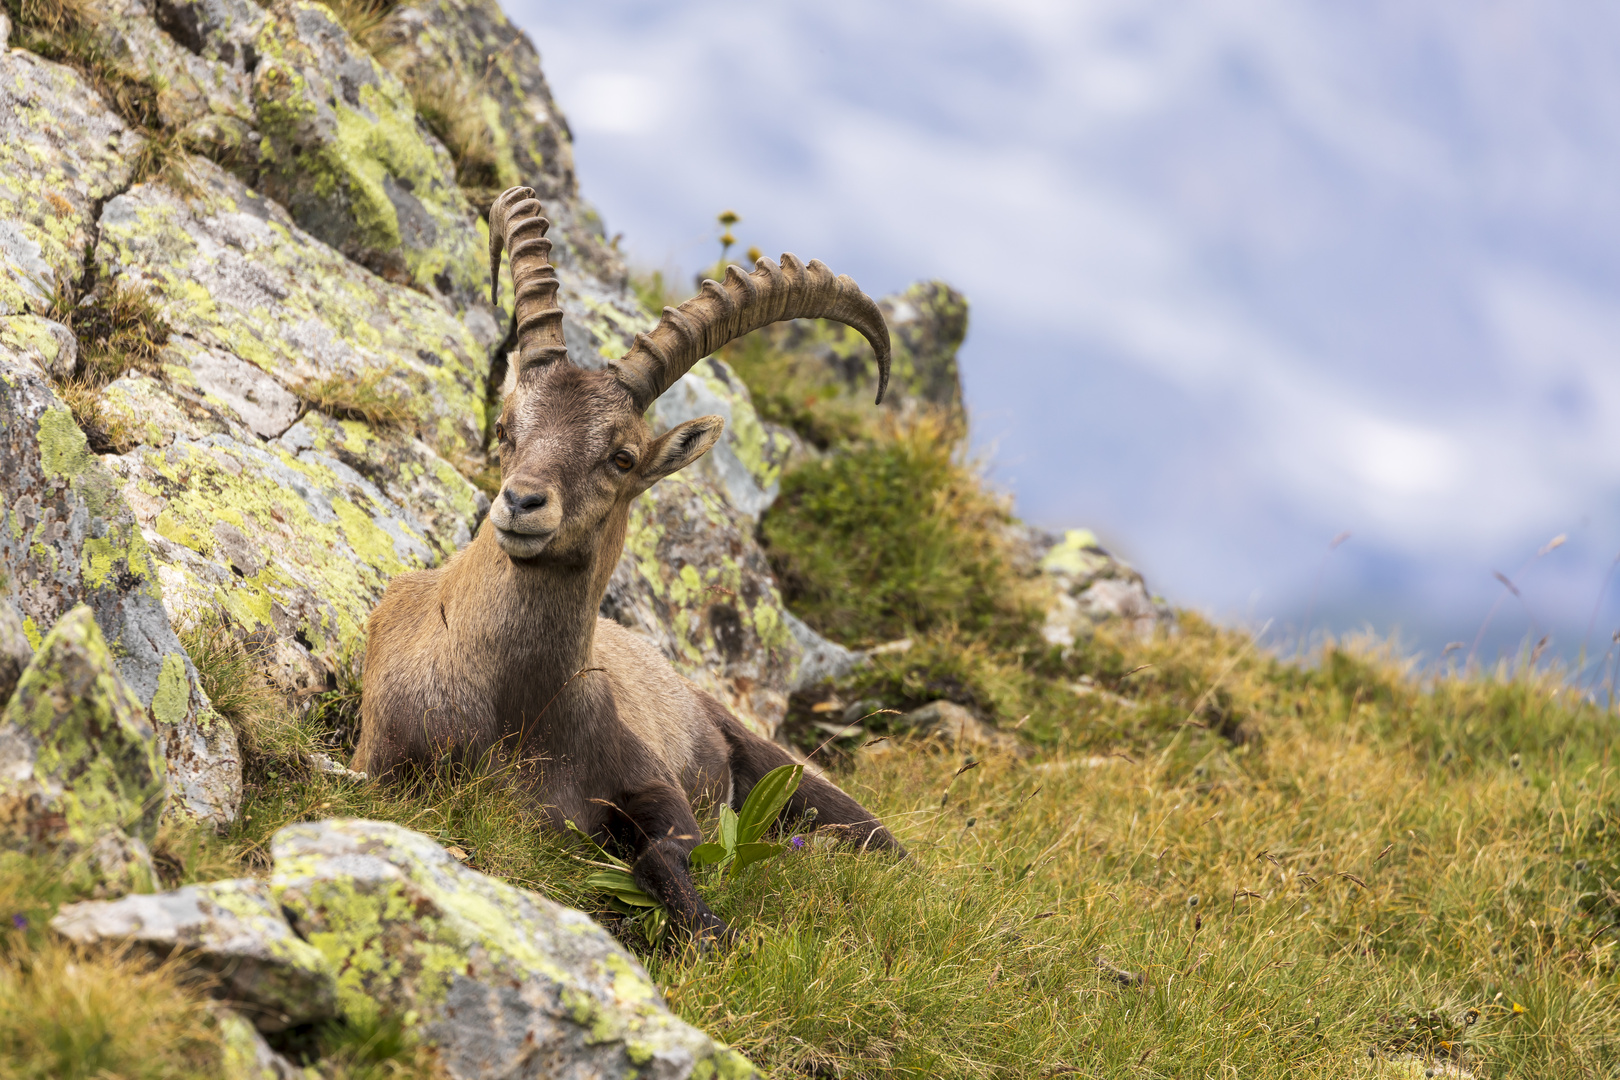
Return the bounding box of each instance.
[512,0,1620,674]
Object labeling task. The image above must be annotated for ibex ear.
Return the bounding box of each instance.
[641,415,724,486]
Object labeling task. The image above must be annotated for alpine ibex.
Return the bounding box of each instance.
[353,187,902,942]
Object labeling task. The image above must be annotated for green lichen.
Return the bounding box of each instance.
[150,653,190,728]
[36,406,93,480]
[0,606,168,850]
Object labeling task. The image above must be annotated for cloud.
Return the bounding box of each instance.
[514,0,1620,651]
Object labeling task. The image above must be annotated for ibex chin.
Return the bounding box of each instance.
[353,186,902,942]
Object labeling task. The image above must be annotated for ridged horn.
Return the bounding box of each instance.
[610,254,891,410]
[488,186,569,371]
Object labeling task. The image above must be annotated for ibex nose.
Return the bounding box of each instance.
[505,488,548,512]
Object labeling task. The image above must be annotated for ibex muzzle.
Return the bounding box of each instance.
[353,186,898,944]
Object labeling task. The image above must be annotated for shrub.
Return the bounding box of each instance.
[761,414,1038,647]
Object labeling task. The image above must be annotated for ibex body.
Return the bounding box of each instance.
[354,187,901,941]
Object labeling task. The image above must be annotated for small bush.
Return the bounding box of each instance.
[761,413,1038,647]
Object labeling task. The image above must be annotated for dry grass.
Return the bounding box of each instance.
[298,370,415,429]
[399,68,502,203]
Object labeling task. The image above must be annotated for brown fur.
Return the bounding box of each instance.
[354,362,901,942]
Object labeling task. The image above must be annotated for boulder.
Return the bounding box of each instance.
[1035,528,1174,645]
[70,0,493,320]
[51,877,339,1032]
[271,818,757,1079]
[0,333,242,823]
[0,45,143,316]
[896,700,1022,755]
[214,1007,314,1080]
[0,605,166,895]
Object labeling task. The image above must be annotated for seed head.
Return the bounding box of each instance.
[1187,894,1200,908]
[1510,753,1522,769]
[718,210,740,227]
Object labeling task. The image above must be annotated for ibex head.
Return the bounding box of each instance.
[483,187,891,564]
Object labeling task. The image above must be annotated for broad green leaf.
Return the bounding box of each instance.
[689,841,729,867]
[737,764,803,845]
[719,804,739,852]
[728,840,785,878]
[586,869,662,908]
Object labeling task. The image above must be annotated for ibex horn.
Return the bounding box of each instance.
[609,254,891,411]
[489,186,569,371]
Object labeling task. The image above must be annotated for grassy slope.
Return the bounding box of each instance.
[5,321,1620,1078]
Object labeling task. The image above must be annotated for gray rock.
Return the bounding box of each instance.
[1033,528,1175,645]
[247,0,490,315]
[0,605,167,897]
[0,340,242,824]
[214,1006,314,1080]
[271,819,758,1079]
[896,700,1023,755]
[0,316,77,380]
[0,45,143,315]
[51,877,339,1032]
[187,345,303,440]
[0,599,31,704]
[783,610,863,693]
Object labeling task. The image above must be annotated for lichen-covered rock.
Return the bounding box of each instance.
[1034,528,1174,645]
[0,339,242,822]
[653,357,795,521]
[74,0,264,157]
[105,423,477,692]
[0,605,165,895]
[371,0,614,280]
[0,598,32,703]
[95,161,489,463]
[249,0,490,315]
[603,475,801,738]
[271,818,757,1079]
[214,1006,315,1080]
[51,877,340,1032]
[0,315,78,380]
[0,45,142,315]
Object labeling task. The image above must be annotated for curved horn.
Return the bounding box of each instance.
[610,254,891,410]
[489,186,569,371]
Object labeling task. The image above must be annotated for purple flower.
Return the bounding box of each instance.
[789,836,806,851]
[10,914,26,931]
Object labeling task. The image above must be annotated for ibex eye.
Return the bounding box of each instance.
[495,422,507,442]
[613,449,636,471]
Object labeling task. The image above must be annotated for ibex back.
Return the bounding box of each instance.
[353,186,902,942]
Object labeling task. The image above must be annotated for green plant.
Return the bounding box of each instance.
[565,821,671,944]
[762,414,1039,647]
[688,763,803,878]
[180,614,320,784]
[298,370,414,429]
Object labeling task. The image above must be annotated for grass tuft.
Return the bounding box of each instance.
[298,370,415,429]
[400,68,501,205]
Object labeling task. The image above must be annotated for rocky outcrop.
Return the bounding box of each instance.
[273,819,755,1078]
[50,817,758,1076]
[52,877,340,1031]
[1028,528,1174,645]
[0,321,242,822]
[0,605,168,895]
